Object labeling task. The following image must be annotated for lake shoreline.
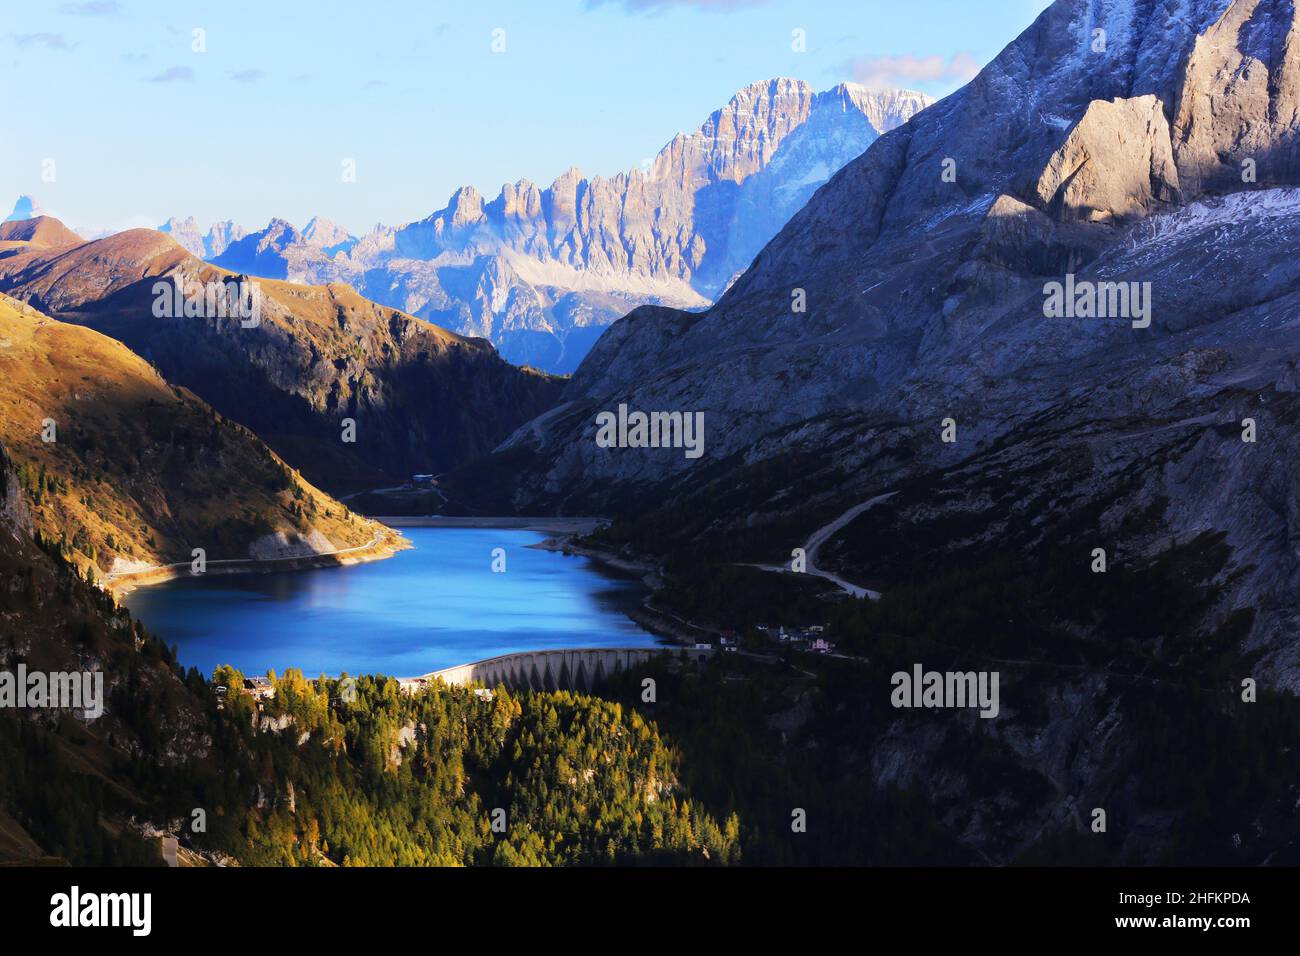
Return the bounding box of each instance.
[119,526,665,678]
[371,515,607,535]
[524,535,706,648]
[109,519,613,598]
[528,534,660,581]
[106,532,410,597]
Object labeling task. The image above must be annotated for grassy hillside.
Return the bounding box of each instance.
[0,440,212,863]
[0,293,398,582]
[0,215,83,250]
[0,225,563,493]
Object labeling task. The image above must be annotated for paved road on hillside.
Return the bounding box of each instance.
[740,492,897,599]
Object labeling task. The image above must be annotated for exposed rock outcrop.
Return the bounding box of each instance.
[1033,94,1181,221]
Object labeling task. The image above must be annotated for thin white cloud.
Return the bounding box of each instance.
[148,65,194,83]
[14,33,70,51]
[59,1,122,15]
[584,0,771,13]
[75,213,160,238]
[847,52,981,90]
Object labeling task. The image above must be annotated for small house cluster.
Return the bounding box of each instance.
[755,624,836,654]
[243,676,276,700]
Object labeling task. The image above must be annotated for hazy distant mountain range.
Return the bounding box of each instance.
[158,215,246,259]
[160,79,930,373]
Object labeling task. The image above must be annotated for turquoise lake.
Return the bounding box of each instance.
[122,527,661,679]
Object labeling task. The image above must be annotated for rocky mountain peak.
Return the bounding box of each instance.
[833,83,934,130]
[653,76,818,188]
[446,186,487,227]
[204,219,246,258]
[4,195,44,222]
[491,180,544,222]
[257,218,303,250]
[302,216,352,248]
[158,216,206,258]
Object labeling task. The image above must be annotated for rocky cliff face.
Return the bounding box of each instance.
[0,436,34,544]
[203,79,930,372]
[474,0,1300,690]
[158,216,205,258]
[204,219,246,258]
[160,216,246,259]
[382,79,927,301]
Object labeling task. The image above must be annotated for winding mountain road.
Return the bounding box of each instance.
[742,491,896,600]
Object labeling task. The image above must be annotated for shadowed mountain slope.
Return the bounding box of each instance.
[0,227,563,493]
[457,0,1300,689]
[0,293,398,580]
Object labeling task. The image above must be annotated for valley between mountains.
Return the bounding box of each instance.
[1,0,1298,870]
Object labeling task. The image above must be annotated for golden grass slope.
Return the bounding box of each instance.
[0,293,401,583]
[0,215,83,252]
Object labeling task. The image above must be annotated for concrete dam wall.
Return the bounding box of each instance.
[419,646,712,693]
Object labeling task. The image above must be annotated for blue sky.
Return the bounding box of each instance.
[2,0,1048,235]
